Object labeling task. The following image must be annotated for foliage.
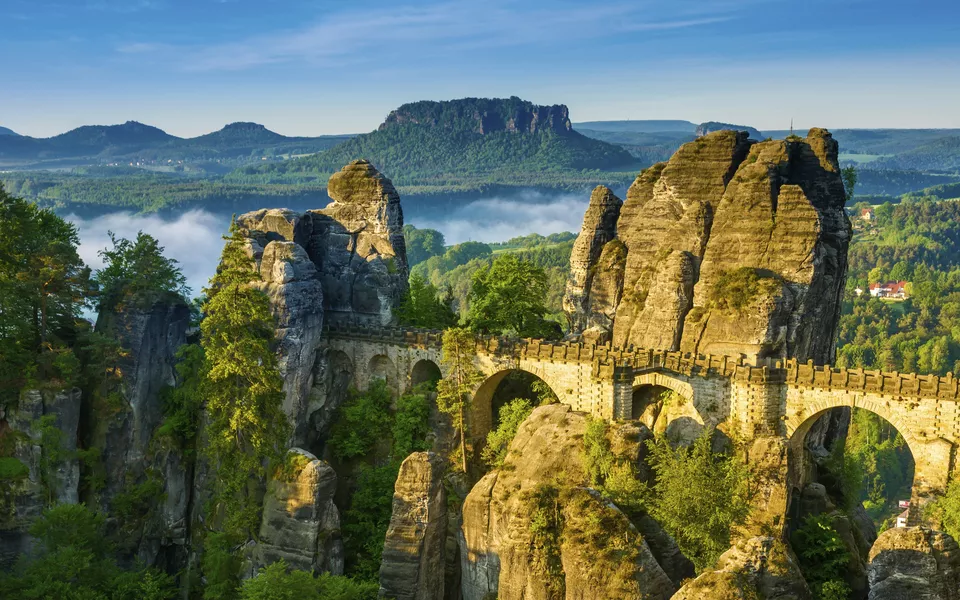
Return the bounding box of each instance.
[708,267,782,313]
[403,225,446,267]
[0,503,176,600]
[481,398,533,469]
[156,343,206,451]
[202,531,243,600]
[466,254,560,338]
[841,165,858,203]
[93,230,188,310]
[436,328,484,473]
[526,483,565,599]
[341,463,398,581]
[791,514,853,600]
[925,480,960,540]
[644,431,753,572]
[0,185,89,400]
[395,273,458,329]
[200,221,289,539]
[241,560,378,600]
[328,380,393,461]
[391,385,432,458]
[581,416,647,513]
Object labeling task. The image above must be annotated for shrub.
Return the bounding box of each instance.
[791,514,853,600]
[482,398,533,469]
[328,380,393,461]
[925,480,960,540]
[708,267,782,313]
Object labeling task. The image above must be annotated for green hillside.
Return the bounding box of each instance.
[228,97,638,192]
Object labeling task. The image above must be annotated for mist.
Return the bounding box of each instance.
[66,191,588,295]
[67,209,230,298]
[409,191,589,244]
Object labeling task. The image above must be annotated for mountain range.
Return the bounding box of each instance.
[0,121,353,168]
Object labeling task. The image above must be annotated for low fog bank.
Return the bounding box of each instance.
[67,209,230,299]
[409,191,589,244]
[66,191,589,297]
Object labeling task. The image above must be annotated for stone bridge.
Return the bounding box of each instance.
[322,322,960,518]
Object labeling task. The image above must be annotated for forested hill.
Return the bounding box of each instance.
[227,97,639,193]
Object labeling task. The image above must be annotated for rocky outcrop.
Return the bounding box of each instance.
[460,404,675,600]
[248,448,343,576]
[379,452,448,600]
[696,121,763,139]
[867,527,960,600]
[563,186,622,338]
[567,129,851,364]
[671,536,813,600]
[0,387,81,565]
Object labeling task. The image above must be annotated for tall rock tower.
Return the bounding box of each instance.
[564,129,851,364]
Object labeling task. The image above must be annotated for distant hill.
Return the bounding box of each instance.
[232,97,638,191]
[696,121,763,139]
[573,120,696,133]
[871,136,960,172]
[0,120,353,167]
[764,129,960,155]
[0,126,19,136]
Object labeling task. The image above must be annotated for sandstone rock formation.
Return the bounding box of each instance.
[249,448,343,576]
[235,160,409,445]
[671,536,813,600]
[460,404,676,600]
[381,97,573,135]
[379,452,448,600]
[567,129,851,364]
[867,527,960,600]
[563,186,622,339]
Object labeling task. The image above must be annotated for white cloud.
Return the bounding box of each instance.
[67,209,229,298]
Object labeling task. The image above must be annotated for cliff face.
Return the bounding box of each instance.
[380,97,572,135]
[565,129,851,363]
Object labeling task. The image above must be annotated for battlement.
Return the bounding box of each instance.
[780,360,960,399]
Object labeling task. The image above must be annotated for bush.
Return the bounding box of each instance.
[708,267,782,312]
[926,480,960,540]
[391,386,432,459]
[791,514,853,600]
[328,380,393,461]
[482,398,533,468]
[240,560,378,600]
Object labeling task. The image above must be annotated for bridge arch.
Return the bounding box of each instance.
[368,354,399,394]
[469,368,562,451]
[409,359,442,391]
[630,372,709,445]
[785,395,945,522]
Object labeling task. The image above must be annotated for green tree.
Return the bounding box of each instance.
[466,254,557,337]
[0,504,176,600]
[402,225,446,267]
[481,398,533,469]
[925,480,960,540]
[437,327,483,473]
[645,432,753,572]
[0,186,89,397]
[842,165,858,204]
[395,273,458,329]
[328,380,393,461]
[200,221,290,539]
[791,514,853,600]
[94,230,188,310]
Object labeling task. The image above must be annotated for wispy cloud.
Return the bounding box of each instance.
[116,0,742,72]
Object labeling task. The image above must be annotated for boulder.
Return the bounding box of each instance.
[379,452,448,600]
[249,448,343,576]
[671,536,813,600]
[867,527,960,600]
[460,404,676,600]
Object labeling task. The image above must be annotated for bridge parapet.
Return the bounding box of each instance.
[782,359,960,399]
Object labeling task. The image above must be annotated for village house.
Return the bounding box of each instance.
[868,281,908,299]
[860,207,875,221]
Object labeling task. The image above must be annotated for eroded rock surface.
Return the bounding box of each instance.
[460,404,675,600]
[567,129,850,364]
[249,448,343,576]
[671,536,813,600]
[867,527,960,600]
[379,452,448,600]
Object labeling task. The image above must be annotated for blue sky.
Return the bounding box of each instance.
[3,0,960,137]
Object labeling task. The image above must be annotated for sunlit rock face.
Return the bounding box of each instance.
[379,452,448,600]
[566,129,851,364]
[248,448,343,576]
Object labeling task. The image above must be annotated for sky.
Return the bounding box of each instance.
[3,0,960,138]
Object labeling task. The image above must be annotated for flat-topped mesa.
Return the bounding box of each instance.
[379,97,572,135]
[565,128,851,364]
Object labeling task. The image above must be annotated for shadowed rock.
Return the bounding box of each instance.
[867,527,960,600]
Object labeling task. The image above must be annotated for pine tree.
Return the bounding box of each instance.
[200,220,289,538]
[436,327,483,474]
